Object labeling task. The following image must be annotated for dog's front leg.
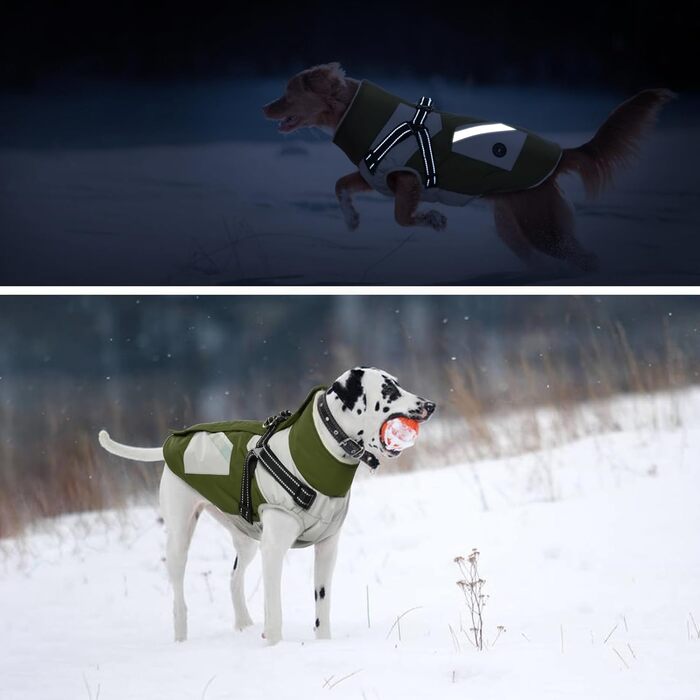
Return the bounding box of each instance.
[259,508,301,645]
[390,171,447,231]
[313,529,340,639]
[230,532,258,630]
[335,171,372,231]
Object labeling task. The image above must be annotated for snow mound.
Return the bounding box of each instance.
[1,416,699,699]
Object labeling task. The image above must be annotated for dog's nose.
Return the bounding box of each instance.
[422,401,436,417]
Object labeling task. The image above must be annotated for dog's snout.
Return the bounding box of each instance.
[422,401,436,417]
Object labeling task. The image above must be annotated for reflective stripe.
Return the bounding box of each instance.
[452,122,515,143]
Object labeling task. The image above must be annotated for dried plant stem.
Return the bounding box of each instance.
[201,676,217,700]
[612,647,629,669]
[366,585,371,629]
[385,606,422,641]
[455,550,487,650]
[328,669,362,689]
[603,622,619,644]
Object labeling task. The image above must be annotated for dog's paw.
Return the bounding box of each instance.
[425,209,447,231]
[343,208,360,231]
[262,630,282,646]
[236,614,254,631]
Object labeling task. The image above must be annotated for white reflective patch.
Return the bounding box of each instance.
[183,432,232,475]
[452,122,515,143]
[452,128,527,171]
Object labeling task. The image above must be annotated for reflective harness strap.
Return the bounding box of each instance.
[240,410,317,524]
[364,96,437,189]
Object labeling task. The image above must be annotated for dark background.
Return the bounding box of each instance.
[1,2,697,287]
[1,1,695,92]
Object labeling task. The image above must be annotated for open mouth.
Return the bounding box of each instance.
[379,413,425,457]
[278,115,302,133]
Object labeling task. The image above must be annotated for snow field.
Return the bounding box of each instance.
[1,394,699,699]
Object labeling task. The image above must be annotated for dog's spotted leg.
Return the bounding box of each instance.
[335,171,372,231]
[390,171,447,231]
[260,508,302,645]
[314,528,340,639]
[230,532,258,630]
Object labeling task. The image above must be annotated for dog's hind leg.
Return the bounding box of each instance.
[335,171,372,231]
[313,529,340,639]
[501,181,598,272]
[159,467,203,642]
[390,171,447,231]
[259,507,301,645]
[491,195,535,263]
[230,531,258,630]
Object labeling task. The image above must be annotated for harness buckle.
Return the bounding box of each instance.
[339,437,365,459]
[263,410,291,428]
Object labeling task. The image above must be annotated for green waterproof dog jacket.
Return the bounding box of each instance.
[333,81,562,204]
[163,387,360,546]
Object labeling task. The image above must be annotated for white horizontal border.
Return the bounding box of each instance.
[1,286,699,296]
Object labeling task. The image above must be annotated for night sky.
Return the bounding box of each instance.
[2,1,695,91]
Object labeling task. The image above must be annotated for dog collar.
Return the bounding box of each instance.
[317,393,380,469]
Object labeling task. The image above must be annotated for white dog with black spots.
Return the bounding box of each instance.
[99,367,436,645]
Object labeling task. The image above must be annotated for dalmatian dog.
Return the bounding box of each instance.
[98,367,436,645]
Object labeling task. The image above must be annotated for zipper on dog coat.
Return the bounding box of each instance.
[162,386,359,525]
[333,81,562,204]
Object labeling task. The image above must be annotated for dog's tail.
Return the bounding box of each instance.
[556,88,676,198]
[98,429,164,462]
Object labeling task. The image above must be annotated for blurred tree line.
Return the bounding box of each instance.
[1,295,699,414]
[2,295,699,536]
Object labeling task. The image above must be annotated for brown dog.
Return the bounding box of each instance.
[263,63,674,270]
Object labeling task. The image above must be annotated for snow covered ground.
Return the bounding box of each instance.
[1,79,698,284]
[2,390,699,699]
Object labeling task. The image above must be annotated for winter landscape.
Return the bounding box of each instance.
[2,386,699,699]
[1,79,698,285]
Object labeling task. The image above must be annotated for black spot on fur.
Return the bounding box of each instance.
[315,618,320,628]
[383,406,389,413]
[357,409,362,415]
[330,368,365,412]
[233,556,238,570]
[374,401,380,411]
[381,377,402,403]
[314,589,318,601]
[358,429,364,435]
[320,586,326,599]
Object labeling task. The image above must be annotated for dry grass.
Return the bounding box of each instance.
[1,315,697,540]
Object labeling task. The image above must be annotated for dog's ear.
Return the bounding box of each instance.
[328,367,365,412]
[302,62,346,97]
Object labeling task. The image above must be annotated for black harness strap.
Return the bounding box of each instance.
[317,394,380,469]
[239,410,317,524]
[364,96,437,189]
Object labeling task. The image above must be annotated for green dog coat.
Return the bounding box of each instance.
[163,387,360,547]
[333,81,562,204]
